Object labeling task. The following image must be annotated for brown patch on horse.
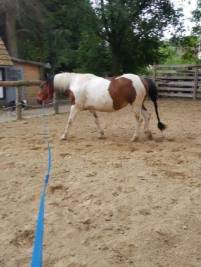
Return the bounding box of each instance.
[108,77,136,110]
[65,89,75,105]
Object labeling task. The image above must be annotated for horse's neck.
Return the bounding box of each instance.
[54,72,72,92]
[65,73,83,90]
[54,72,96,92]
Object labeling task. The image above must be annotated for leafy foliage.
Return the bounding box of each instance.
[0,0,47,56]
[76,32,112,75]
[0,0,186,75]
[95,0,181,74]
[192,0,201,35]
[159,36,200,65]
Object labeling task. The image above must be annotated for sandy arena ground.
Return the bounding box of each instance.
[0,99,201,267]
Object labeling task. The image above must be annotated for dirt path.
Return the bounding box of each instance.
[0,99,201,267]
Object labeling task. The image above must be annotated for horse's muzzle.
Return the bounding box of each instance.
[37,98,43,105]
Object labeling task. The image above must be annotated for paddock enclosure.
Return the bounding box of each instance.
[0,99,201,267]
[153,64,201,99]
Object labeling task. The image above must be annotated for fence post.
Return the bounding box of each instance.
[53,91,59,114]
[193,67,198,100]
[16,87,22,120]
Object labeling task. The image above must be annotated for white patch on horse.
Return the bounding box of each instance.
[53,73,114,139]
[55,73,114,112]
[82,77,114,112]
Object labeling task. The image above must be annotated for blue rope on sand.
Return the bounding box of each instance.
[30,142,52,267]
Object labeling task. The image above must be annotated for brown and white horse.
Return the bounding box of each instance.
[37,73,166,141]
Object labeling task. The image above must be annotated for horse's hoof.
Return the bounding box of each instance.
[60,135,67,141]
[146,132,153,140]
[98,135,106,140]
[130,136,139,142]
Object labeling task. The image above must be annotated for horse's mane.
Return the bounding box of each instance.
[105,76,117,81]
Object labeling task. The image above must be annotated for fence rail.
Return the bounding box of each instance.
[153,64,201,99]
[0,80,51,120]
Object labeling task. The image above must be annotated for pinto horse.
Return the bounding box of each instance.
[37,73,166,141]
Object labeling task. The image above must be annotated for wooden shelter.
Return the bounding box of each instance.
[10,57,47,105]
[0,38,13,105]
[0,37,47,106]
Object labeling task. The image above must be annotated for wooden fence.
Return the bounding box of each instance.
[0,80,44,120]
[153,64,201,99]
[0,80,65,120]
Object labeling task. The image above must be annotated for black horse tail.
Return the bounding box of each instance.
[145,78,166,131]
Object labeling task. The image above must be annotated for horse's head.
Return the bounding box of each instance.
[37,78,54,105]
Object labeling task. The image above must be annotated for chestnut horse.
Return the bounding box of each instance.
[37,73,166,141]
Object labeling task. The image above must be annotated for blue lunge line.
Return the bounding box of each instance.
[30,141,52,267]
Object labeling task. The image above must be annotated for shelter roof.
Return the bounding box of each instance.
[0,38,13,67]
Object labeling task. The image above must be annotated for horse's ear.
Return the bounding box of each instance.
[44,62,53,80]
[44,71,50,80]
[44,72,54,82]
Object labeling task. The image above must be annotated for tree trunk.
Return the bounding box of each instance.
[111,53,120,75]
[111,46,122,75]
[5,11,18,57]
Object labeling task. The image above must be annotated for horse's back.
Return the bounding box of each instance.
[118,74,146,104]
[119,74,146,93]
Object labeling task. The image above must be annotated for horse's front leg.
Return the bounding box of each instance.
[90,111,105,139]
[61,105,79,140]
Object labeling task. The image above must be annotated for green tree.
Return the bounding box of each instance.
[77,31,112,75]
[159,36,199,65]
[95,0,181,74]
[44,0,101,71]
[192,0,201,34]
[0,0,184,75]
[0,0,46,57]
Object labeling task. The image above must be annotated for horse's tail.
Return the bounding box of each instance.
[145,78,166,131]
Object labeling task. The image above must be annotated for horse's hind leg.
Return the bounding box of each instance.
[90,111,105,139]
[61,105,79,140]
[142,104,152,139]
[131,106,143,142]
